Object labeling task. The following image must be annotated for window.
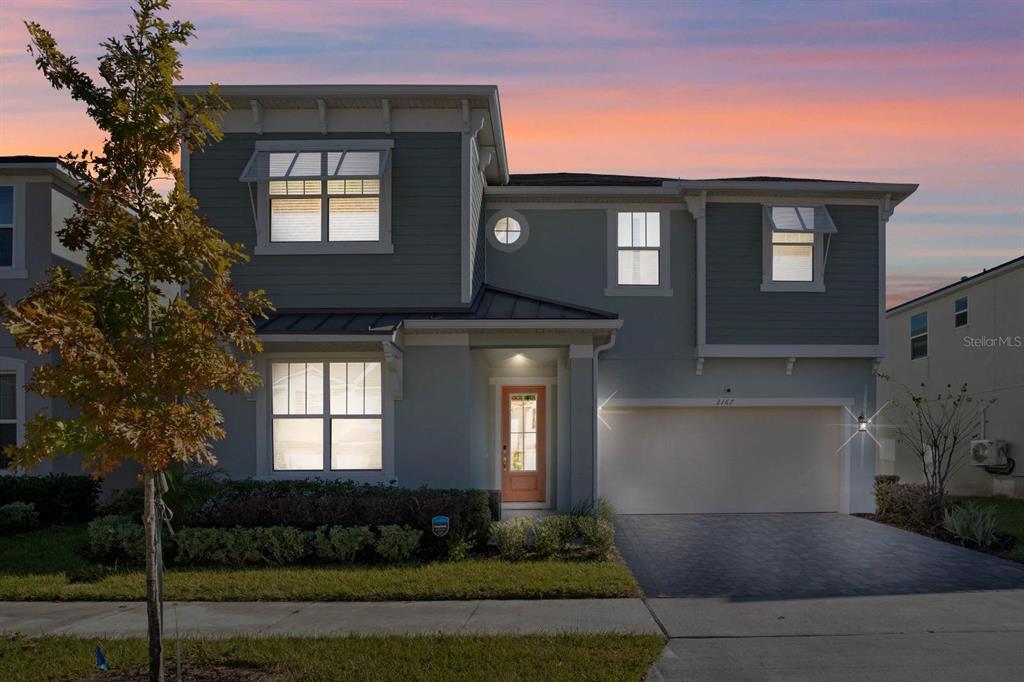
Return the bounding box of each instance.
[910,312,928,359]
[270,361,382,472]
[617,212,660,285]
[761,204,835,292]
[770,231,814,281]
[954,296,968,327]
[606,210,672,296]
[494,217,521,245]
[0,370,18,470]
[240,141,393,255]
[0,186,12,268]
[486,210,529,253]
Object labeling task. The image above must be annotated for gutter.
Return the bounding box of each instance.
[401,319,623,331]
[592,330,617,506]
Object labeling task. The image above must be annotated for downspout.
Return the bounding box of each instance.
[592,330,617,505]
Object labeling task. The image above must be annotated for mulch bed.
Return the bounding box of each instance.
[857,513,1018,557]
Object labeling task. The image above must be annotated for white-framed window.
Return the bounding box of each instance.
[760,204,835,293]
[270,360,383,472]
[910,311,928,360]
[258,354,393,480]
[486,210,529,253]
[240,140,394,255]
[0,186,13,269]
[0,358,25,472]
[605,209,672,296]
[0,184,26,279]
[954,296,968,328]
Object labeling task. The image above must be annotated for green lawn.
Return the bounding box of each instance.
[951,496,1024,562]
[0,525,639,601]
[0,634,666,681]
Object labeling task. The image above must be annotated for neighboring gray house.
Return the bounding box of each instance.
[5,85,919,515]
[877,256,1024,498]
[0,157,90,476]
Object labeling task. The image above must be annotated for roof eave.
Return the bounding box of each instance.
[671,180,919,203]
[886,255,1024,315]
[486,185,681,197]
[0,160,87,195]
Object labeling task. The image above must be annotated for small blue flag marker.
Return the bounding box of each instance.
[95,644,109,671]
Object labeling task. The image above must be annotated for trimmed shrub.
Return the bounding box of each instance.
[188,480,492,559]
[0,474,101,525]
[533,516,572,559]
[102,485,145,517]
[491,517,533,561]
[575,517,615,557]
[375,524,422,562]
[0,502,40,534]
[88,515,145,563]
[174,526,309,566]
[943,502,999,548]
[314,525,374,563]
[874,477,940,532]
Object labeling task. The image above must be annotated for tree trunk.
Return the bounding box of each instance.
[143,470,165,681]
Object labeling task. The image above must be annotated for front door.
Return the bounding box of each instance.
[501,386,546,503]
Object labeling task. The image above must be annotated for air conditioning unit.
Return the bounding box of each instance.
[970,440,1014,474]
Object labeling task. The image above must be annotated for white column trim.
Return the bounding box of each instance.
[685,192,707,351]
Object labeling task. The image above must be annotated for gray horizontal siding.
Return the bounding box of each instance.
[706,203,879,345]
[190,132,463,309]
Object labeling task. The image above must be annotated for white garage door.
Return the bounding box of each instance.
[599,407,842,514]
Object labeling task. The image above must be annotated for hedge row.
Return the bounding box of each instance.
[88,515,423,566]
[0,474,100,525]
[108,479,494,559]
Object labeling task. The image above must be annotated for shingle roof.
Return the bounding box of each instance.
[0,155,60,164]
[507,172,884,187]
[886,254,1024,314]
[256,286,617,334]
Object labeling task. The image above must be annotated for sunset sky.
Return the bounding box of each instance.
[1,0,1021,307]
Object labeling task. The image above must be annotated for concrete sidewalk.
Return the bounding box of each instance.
[0,599,662,638]
[647,589,1024,681]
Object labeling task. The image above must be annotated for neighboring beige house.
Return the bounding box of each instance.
[877,255,1024,497]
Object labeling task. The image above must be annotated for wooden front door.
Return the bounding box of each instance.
[501,386,546,502]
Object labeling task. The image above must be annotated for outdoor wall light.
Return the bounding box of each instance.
[858,414,868,432]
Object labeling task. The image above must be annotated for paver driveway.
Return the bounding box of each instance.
[616,512,1024,600]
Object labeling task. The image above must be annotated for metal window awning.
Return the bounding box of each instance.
[765,205,838,233]
[239,149,391,182]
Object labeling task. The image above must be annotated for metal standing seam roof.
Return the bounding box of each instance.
[256,286,618,335]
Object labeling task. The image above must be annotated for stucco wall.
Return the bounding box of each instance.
[878,263,1024,497]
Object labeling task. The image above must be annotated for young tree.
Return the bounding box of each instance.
[883,378,996,508]
[6,2,269,678]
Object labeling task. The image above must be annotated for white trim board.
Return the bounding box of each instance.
[601,397,856,408]
[403,319,623,331]
[697,344,883,358]
[488,376,557,386]
[259,334,391,343]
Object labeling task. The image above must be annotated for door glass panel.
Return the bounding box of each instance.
[523,433,537,471]
[508,393,538,472]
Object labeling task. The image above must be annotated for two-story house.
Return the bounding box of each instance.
[177,84,918,516]
[8,85,919,516]
[877,255,1024,498]
[0,156,92,477]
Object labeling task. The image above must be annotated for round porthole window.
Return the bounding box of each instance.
[487,210,529,253]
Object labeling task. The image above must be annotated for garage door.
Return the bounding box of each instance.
[599,407,841,513]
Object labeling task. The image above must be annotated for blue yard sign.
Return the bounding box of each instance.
[431,515,450,537]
